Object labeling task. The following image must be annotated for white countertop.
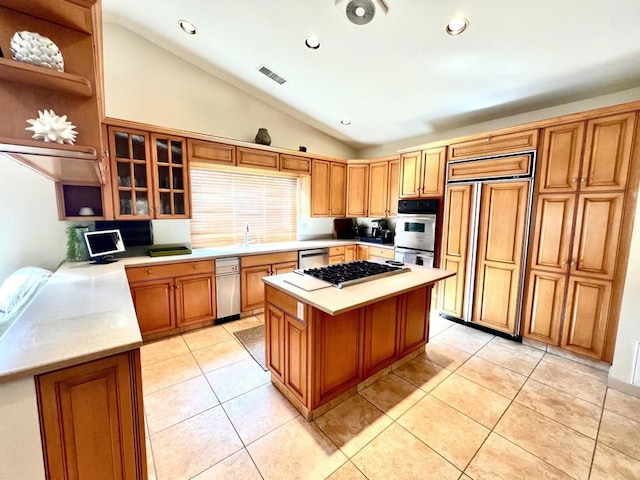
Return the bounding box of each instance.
[0,239,396,382]
[263,264,454,316]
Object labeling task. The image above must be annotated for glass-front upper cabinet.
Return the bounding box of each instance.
[151,134,190,218]
[108,127,153,218]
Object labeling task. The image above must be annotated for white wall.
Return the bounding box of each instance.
[0,158,68,281]
[103,23,356,160]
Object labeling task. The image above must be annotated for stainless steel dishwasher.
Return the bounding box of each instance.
[215,257,240,322]
[298,248,329,269]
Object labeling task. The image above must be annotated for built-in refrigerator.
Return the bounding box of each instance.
[438,151,536,336]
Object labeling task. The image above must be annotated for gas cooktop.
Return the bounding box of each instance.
[297,261,410,289]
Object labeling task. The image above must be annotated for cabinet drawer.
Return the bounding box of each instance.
[126,260,215,282]
[447,154,533,182]
[368,246,394,259]
[240,251,298,268]
[280,154,311,174]
[329,254,345,264]
[237,147,279,170]
[448,129,538,161]
[188,139,236,166]
[329,246,346,256]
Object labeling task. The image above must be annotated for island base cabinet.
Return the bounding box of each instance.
[401,287,431,355]
[36,350,147,480]
[363,297,399,377]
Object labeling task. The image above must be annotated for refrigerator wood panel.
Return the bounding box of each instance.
[473,181,529,334]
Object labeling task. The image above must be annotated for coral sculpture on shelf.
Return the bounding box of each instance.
[26,110,78,145]
[10,31,64,72]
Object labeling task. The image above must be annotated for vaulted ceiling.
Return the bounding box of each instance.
[103,0,640,148]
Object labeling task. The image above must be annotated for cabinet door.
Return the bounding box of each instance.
[363,297,400,377]
[473,181,529,334]
[265,304,285,382]
[130,279,176,335]
[439,185,472,319]
[280,154,311,174]
[398,151,422,198]
[400,286,430,355]
[529,194,575,273]
[272,261,298,275]
[538,122,584,193]
[346,164,370,217]
[330,162,347,216]
[313,309,363,406]
[522,270,565,345]
[448,129,538,161]
[237,147,279,170]
[175,273,216,326]
[285,313,308,403]
[571,193,624,280]
[581,113,635,192]
[187,139,236,166]
[421,147,446,197]
[37,351,145,480]
[561,277,612,359]
[311,160,331,216]
[152,134,190,218]
[241,265,271,311]
[357,245,369,260]
[387,158,400,216]
[345,245,357,262]
[329,254,345,264]
[108,127,153,219]
[368,161,389,217]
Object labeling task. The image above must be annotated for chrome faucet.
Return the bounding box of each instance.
[243,222,250,247]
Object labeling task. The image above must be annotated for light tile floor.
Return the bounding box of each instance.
[141,313,640,480]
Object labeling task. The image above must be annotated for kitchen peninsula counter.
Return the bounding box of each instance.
[261,265,454,420]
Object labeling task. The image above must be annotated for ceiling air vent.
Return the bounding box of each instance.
[335,0,388,26]
[257,65,286,85]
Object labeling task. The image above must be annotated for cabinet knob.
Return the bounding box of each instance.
[193,264,198,269]
[580,178,586,182]
[176,285,180,289]
[147,269,152,274]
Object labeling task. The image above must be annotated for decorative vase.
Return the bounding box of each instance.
[10,31,64,72]
[254,128,271,146]
[65,225,89,262]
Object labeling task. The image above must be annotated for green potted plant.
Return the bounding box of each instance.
[65,224,90,262]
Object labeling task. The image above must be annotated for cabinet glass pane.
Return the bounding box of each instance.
[133,164,147,188]
[158,166,170,189]
[171,141,183,164]
[156,138,169,163]
[132,134,146,161]
[114,132,130,159]
[160,192,172,215]
[136,193,149,215]
[119,191,132,215]
[117,162,131,187]
[174,193,185,215]
[173,168,184,190]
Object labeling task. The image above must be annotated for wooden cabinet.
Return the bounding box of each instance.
[108,126,191,218]
[237,146,279,170]
[367,157,400,217]
[439,185,472,319]
[0,1,104,184]
[399,147,446,198]
[311,160,346,217]
[448,129,538,161]
[345,245,357,262]
[367,246,395,260]
[523,113,635,359]
[37,350,146,480]
[329,245,346,264]
[127,260,216,337]
[240,252,298,312]
[187,139,236,166]
[357,245,369,260]
[151,133,190,218]
[400,286,430,355]
[346,163,370,217]
[280,154,311,174]
[266,304,286,382]
[284,312,309,403]
[473,181,529,334]
[363,297,400,376]
[538,114,634,193]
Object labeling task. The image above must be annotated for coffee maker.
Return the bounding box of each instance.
[370,219,387,238]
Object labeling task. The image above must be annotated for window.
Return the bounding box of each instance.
[190,167,298,248]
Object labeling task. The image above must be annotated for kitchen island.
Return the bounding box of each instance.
[262,264,454,420]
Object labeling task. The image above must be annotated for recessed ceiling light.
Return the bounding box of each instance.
[341,119,351,126]
[446,17,468,35]
[179,20,197,35]
[305,35,320,50]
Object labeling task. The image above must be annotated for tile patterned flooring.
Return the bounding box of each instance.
[141,313,640,480]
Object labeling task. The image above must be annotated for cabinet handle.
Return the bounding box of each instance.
[580,178,586,182]
[571,178,578,183]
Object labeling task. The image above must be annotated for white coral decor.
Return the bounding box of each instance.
[26,110,78,145]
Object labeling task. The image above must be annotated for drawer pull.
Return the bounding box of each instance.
[147,269,152,274]
[193,264,198,269]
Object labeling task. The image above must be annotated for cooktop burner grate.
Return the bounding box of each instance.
[297,260,410,289]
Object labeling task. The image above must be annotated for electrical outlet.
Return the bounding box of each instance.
[297,301,305,320]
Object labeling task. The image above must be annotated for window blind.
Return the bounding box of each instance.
[190,167,298,248]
